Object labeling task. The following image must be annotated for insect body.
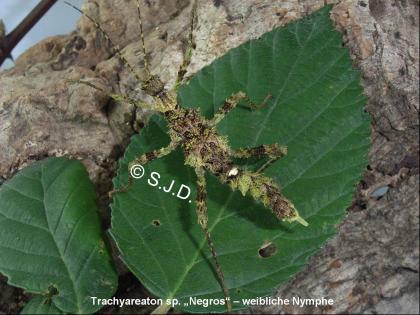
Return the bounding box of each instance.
[122,82,308,312]
[155,97,308,225]
[67,0,308,312]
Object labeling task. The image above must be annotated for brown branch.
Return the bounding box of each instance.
[0,0,58,67]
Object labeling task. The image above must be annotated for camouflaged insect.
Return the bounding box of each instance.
[66,0,308,312]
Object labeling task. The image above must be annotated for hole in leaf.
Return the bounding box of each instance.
[236,288,241,294]
[46,284,58,296]
[43,284,59,305]
[258,242,277,258]
[152,220,161,227]
[137,121,145,129]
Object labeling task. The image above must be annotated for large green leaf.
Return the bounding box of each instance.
[0,158,117,314]
[111,5,370,313]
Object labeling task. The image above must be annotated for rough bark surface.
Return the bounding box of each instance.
[0,0,418,314]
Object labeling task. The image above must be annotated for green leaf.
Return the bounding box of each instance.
[21,295,64,315]
[111,5,370,313]
[0,158,117,314]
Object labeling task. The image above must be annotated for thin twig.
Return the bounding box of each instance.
[0,0,57,66]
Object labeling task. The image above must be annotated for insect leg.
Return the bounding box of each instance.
[210,91,249,125]
[231,143,287,173]
[194,167,232,313]
[210,91,272,126]
[65,1,167,99]
[174,0,198,90]
[247,93,272,111]
[136,0,150,76]
[109,139,181,197]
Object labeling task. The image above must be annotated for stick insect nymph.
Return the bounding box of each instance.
[66,0,308,312]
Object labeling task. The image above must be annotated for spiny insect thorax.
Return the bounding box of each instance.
[166,108,234,175]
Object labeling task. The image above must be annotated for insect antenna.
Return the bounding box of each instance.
[63,1,144,84]
[174,0,198,89]
[136,0,150,76]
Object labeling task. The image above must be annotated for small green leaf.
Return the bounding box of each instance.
[111,5,370,313]
[21,295,64,315]
[0,157,117,314]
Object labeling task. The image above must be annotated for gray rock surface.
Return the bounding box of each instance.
[0,0,418,314]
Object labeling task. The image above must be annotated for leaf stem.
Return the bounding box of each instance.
[151,303,171,315]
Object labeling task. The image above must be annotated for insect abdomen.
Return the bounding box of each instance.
[227,170,308,226]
